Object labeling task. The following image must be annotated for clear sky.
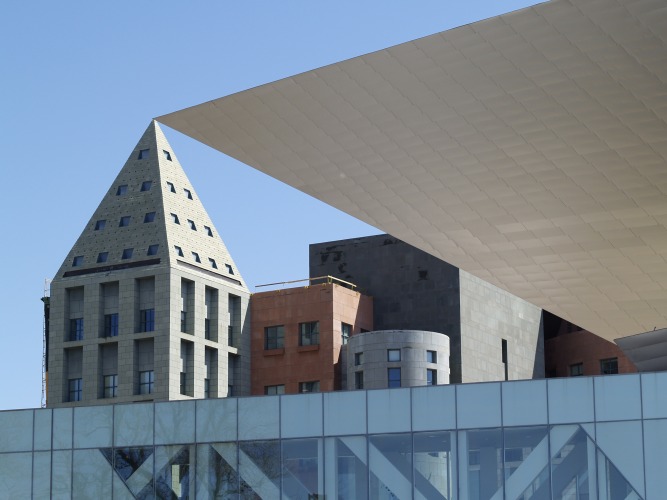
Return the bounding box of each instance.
[0,0,540,410]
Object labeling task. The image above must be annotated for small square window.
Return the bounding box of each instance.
[354,352,363,366]
[116,185,128,196]
[174,245,184,257]
[265,325,285,349]
[139,370,154,394]
[387,349,401,362]
[342,323,352,345]
[204,226,213,237]
[147,244,159,256]
[121,248,133,260]
[299,381,320,393]
[103,374,118,398]
[139,309,155,332]
[171,213,180,224]
[426,350,437,363]
[144,212,156,223]
[225,264,234,275]
[138,149,149,159]
[97,252,108,263]
[72,255,84,267]
[299,321,320,346]
[94,220,106,230]
[187,219,196,230]
[209,258,218,269]
[192,252,201,263]
[569,363,583,377]
[600,358,618,375]
[68,378,82,402]
[163,150,172,161]
[119,216,131,227]
[166,181,176,193]
[184,188,193,200]
[264,385,285,395]
[140,181,152,192]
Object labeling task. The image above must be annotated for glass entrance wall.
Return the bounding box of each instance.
[1,372,666,499]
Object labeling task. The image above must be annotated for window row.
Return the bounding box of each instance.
[94,212,157,231]
[165,181,193,200]
[115,180,153,196]
[264,321,320,350]
[569,357,619,377]
[173,245,234,274]
[350,368,437,390]
[352,349,438,365]
[67,309,155,341]
[72,245,160,266]
[67,370,154,402]
[264,380,320,395]
[137,148,171,161]
[169,213,213,236]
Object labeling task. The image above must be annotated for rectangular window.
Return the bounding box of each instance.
[502,338,509,381]
[299,381,320,393]
[204,226,213,237]
[341,322,352,345]
[355,371,364,390]
[139,370,154,394]
[427,369,437,386]
[181,311,187,333]
[171,213,180,224]
[119,216,131,227]
[69,318,84,341]
[299,321,320,346]
[116,185,128,196]
[97,252,108,263]
[187,219,197,230]
[180,372,187,395]
[600,358,619,375]
[144,212,156,223]
[387,349,401,362]
[94,219,106,230]
[184,188,193,200]
[104,313,118,337]
[264,385,285,395]
[204,378,211,398]
[103,374,118,398]
[140,181,152,192]
[166,181,176,193]
[205,318,211,339]
[209,258,218,269]
[68,378,82,402]
[147,244,159,256]
[121,248,133,260]
[192,252,200,263]
[139,309,155,332]
[354,352,363,366]
[163,150,172,161]
[388,367,401,388]
[426,350,437,363]
[265,325,285,350]
[72,255,84,267]
[138,149,149,159]
[174,245,183,257]
[570,363,584,377]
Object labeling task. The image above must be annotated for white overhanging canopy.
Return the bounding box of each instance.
[158,0,667,342]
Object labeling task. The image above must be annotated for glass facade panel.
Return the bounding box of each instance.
[414,431,456,500]
[550,425,597,500]
[503,426,550,500]
[459,428,503,500]
[196,442,240,499]
[238,440,281,498]
[324,436,368,499]
[282,438,323,499]
[369,433,412,499]
[154,445,194,499]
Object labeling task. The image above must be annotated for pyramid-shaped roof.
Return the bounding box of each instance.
[55,121,246,290]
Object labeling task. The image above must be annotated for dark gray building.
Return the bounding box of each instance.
[310,234,544,383]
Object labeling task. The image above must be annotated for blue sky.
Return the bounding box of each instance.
[0,0,539,410]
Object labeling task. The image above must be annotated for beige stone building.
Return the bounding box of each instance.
[47,121,250,407]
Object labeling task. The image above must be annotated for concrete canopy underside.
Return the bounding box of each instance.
[158,0,667,341]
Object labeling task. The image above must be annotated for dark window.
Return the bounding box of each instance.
[104,313,118,337]
[299,321,319,346]
[225,264,234,275]
[72,255,84,267]
[205,319,211,340]
[341,323,352,345]
[140,181,152,192]
[502,339,509,381]
[570,363,584,377]
[116,185,128,196]
[299,381,320,393]
[94,220,106,230]
[138,149,149,159]
[600,358,618,375]
[171,213,180,224]
[187,219,196,230]
[121,248,133,260]
[166,181,176,193]
[204,226,213,237]
[181,311,187,333]
[264,385,285,395]
[426,350,437,363]
[144,212,156,223]
[209,258,218,269]
[163,150,172,161]
[119,216,131,227]
[192,252,201,263]
[427,369,437,386]
[97,252,108,263]
[180,372,187,395]
[204,378,211,398]
[174,245,183,257]
[354,352,363,366]
[68,378,82,402]
[139,370,154,394]
[184,188,193,200]
[387,349,401,362]
[388,367,401,388]
[69,318,84,341]
[265,325,285,350]
[355,371,364,390]
[139,309,155,332]
[147,244,159,256]
[103,374,117,398]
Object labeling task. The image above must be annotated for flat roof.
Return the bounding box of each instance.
[159,0,667,341]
